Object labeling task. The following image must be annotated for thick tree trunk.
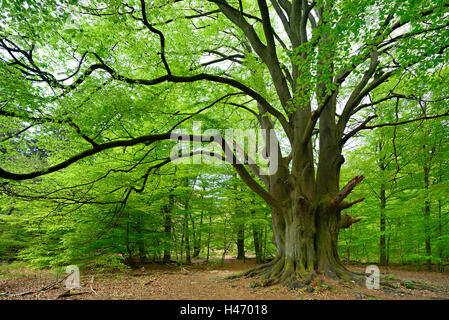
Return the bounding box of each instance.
[238,97,365,285]
[237,58,364,287]
[244,193,362,287]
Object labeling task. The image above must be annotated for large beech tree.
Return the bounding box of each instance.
[1,0,449,286]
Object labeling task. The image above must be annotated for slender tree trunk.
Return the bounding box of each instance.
[180,230,184,262]
[237,226,245,260]
[182,178,193,264]
[236,208,245,260]
[387,223,391,265]
[221,221,228,265]
[190,212,199,258]
[379,183,387,266]
[206,215,212,262]
[438,199,443,272]
[253,227,262,263]
[162,211,172,263]
[125,211,135,268]
[262,209,268,262]
[173,225,179,261]
[137,212,145,265]
[183,211,191,264]
[437,153,444,272]
[424,163,432,271]
[162,195,173,264]
[377,141,388,266]
[232,176,245,260]
[193,210,203,258]
[251,209,263,264]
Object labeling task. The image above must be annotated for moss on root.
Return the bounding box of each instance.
[227,259,448,296]
[227,256,364,291]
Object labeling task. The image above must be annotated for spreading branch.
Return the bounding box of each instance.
[0,132,171,180]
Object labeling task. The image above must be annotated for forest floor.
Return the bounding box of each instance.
[1,258,449,300]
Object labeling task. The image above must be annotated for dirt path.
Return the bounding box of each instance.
[1,259,449,300]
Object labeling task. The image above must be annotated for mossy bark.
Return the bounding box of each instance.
[243,200,361,288]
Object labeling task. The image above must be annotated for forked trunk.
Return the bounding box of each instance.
[238,63,364,287]
[274,206,353,283]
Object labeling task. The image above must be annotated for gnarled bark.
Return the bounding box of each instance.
[241,175,365,288]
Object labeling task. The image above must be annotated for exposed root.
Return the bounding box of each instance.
[320,264,365,286]
[229,257,365,291]
[225,259,278,280]
[381,274,449,294]
[242,258,279,278]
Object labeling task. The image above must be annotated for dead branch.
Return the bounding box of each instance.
[57,290,90,299]
[332,175,365,207]
[339,213,363,229]
[0,273,71,297]
[340,198,365,210]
